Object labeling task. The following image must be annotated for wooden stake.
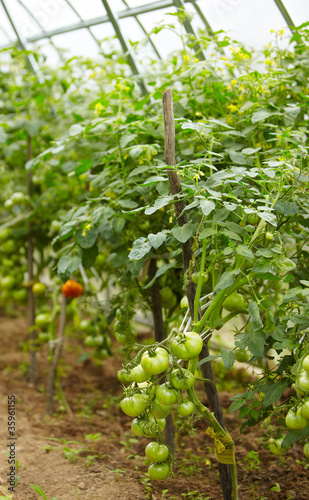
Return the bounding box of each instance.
[162,89,234,500]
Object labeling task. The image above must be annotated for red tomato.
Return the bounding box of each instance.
[61,279,83,298]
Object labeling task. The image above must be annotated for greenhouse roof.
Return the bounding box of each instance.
[0,0,308,71]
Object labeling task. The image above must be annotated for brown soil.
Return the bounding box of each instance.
[0,314,308,500]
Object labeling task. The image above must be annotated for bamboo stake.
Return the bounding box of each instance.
[26,133,37,385]
[46,295,70,415]
[162,89,235,500]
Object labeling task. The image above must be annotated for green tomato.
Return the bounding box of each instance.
[10,192,27,205]
[171,332,203,361]
[177,400,194,417]
[80,320,96,334]
[93,348,109,360]
[302,355,309,373]
[298,370,309,393]
[156,383,179,406]
[268,437,290,456]
[191,272,208,284]
[300,398,309,419]
[235,349,249,363]
[141,347,169,375]
[270,279,282,291]
[180,296,189,309]
[0,228,11,241]
[265,231,274,240]
[1,239,17,254]
[51,220,62,232]
[0,276,15,290]
[130,364,151,383]
[114,331,130,344]
[32,282,46,296]
[12,289,27,303]
[148,462,170,480]
[285,408,308,430]
[170,368,195,390]
[84,335,104,348]
[2,258,14,269]
[35,313,50,327]
[149,398,174,419]
[222,292,246,312]
[38,332,51,343]
[160,287,173,303]
[304,442,309,459]
[247,213,259,225]
[131,415,165,437]
[120,393,149,417]
[145,442,169,463]
[117,370,131,385]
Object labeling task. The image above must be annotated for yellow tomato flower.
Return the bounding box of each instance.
[95,102,103,115]
[231,79,237,86]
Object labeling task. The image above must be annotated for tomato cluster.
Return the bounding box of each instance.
[0,228,28,306]
[81,316,112,361]
[119,330,205,479]
[269,354,309,459]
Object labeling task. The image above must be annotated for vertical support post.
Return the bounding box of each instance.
[162,88,233,500]
[101,0,148,95]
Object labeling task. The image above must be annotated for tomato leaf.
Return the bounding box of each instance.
[75,227,99,248]
[262,380,289,408]
[148,231,168,249]
[248,330,265,360]
[143,263,176,290]
[81,245,98,269]
[281,430,301,448]
[197,354,220,369]
[172,223,195,243]
[213,269,237,296]
[221,350,235,372]
[58,255,82,281]
[199,199,216,216]
[236,245,255,260]
[248,301,263,331]
[128,237,152,261]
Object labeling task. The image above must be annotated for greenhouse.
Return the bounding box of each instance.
[1,1,309,499]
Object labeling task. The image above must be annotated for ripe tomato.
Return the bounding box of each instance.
[304,442,309,459]
[302,355,309,373]
[285,408,308,429]
[32,282,46,296]
[120,393,149,417]
[61,279,83,298]
[156,383,179,406]
[149,398,174,419]
[141,347,169,375]
[177,400,194,417]
[222,292,246,312]
[170,368,195,390]
[171,332,203,361]
[130,364,151,383]
[298,370,309,392]
[235,349,249,363]
[131,415,165,437]
[268,437,290,456]
[35,313,50,327]
[148,462,170,480]
[145,442,169,463]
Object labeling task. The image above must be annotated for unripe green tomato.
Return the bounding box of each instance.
[93,348,109,360]
[35,313,50,327]
[191,272,208,285]
[285,408,308,429]
[2,258,14,269]
[0,276,15,290]
[38,332,51,343]
[4,199,13,210]
[177,400,194,417]
[222,292,246,312]
[80,320,96,334]
[265,232,274,240]
[298,370,309,393]
[12,289,28,303]
[301,400,309,420]
[117,370,131,385]
[145,442,169,462]
[247,213,259,226]
[1,239,17,254]
[51,220,62,232]
[130,364,151,383]
[84,335,103,347]
[302,355,309,373]
[235,349,249,363]
[131,416,165,437]
[156,383,179,406]
[180,296,189,309]
[270,279,282,291]
[10,192,27,205]
[0,228,11,241]
[268,437,290,456]
[32,282,46,296]
[148,462,170,480]
[304,442,309,459]
[149,398,173,419]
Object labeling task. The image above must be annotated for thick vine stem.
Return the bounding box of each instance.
[187,358,238,500]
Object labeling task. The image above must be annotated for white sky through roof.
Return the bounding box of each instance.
[0,0,308,66]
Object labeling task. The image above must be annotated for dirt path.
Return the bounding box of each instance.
[0,315,308,500]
